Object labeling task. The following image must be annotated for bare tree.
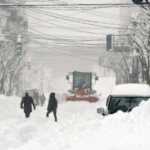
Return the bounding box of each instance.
[0,6,28,95]
[127,7,150,84]
[100,49,132,85]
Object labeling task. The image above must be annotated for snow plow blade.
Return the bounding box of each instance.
[66,96,99,103]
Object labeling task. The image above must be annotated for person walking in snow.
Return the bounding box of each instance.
[40,93,46,107]
[33,91,40,106]
[21,92,36,118]
[46,92,58,122]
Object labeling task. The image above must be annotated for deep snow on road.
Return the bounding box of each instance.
[0,93,150,150]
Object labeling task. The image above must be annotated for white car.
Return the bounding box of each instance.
[97,84,150,116]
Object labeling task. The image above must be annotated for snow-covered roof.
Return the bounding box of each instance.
[111,84,150,97]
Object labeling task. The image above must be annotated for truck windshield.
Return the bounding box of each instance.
[108,97,149,114]
[73,72,92,91]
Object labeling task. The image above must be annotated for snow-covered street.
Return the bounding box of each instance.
[0,93,150,150]
[1,0,150,149]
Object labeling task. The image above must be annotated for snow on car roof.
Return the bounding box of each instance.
[111,84,150,97]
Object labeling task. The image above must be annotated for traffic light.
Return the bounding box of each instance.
[28,62,31,70]
[132,0,143,4]
[106,35,112,51]
[17,42,22,55]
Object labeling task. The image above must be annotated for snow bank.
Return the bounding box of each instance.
[0,95,22,119]
[0,95,150,150]
[73,100,150,150]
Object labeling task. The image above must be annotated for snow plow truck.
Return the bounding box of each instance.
[66,71,99,103]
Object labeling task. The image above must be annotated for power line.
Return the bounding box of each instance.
[0,3,137,6]
[49,0,130,22]
[34,0,130,21]
[25,7,126,30]
[4,0,125,42]
[6,0,126,30]
[29,39,99,62]
[0,10,106,46]
[2,0,130,54]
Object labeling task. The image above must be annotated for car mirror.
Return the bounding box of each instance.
[97,107,105,116]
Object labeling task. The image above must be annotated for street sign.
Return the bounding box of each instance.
[106,34,131,52]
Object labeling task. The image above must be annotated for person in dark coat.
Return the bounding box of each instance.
[21,92,36,118]
[78,78,86,91]
[46,92,58,122]
[40,93,46,107]
[33,91,40,106]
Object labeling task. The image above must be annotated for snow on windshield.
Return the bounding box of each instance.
[0,94,150,150]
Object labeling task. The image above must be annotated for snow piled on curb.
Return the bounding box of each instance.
[0,95,150,150]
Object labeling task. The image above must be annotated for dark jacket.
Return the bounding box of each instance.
[40,95,46,105]
[78,80,86,91]
[47,93,58,111]
[34,92,39,100]
[33,92,39,105]
[21,96,36,113]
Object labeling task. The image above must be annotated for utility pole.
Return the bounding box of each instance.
[41,44,42,62]
[28,57,31,88]
[41,44,43,93]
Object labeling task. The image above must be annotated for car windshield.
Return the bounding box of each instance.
[108,97,149,114]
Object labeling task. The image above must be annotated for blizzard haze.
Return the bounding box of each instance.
[25,0,120,88]
[1,0,148,150]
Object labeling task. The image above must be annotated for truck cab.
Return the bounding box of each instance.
[66,71,99,102]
